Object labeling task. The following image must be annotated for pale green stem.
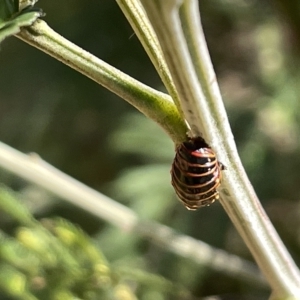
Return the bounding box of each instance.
[140,0,210,137]
[140,0,300,298]
[116,0,185,124]
[16,20,188,144]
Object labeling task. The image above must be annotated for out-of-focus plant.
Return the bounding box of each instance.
[0,186,189,300]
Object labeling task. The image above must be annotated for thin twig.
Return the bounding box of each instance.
[0,140,266,288]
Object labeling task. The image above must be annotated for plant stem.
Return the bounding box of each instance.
[16,20,188,144]
[0,141,267,288]
[140,0,210,138]
[116,0,185,122]
[140,0,300,298]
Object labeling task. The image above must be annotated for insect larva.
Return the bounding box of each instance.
[171,137,224,210]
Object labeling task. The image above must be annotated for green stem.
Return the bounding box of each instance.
[140,0,300,298]
[16,20,188,144]
[140,0,209,137]
[116,0,185,122]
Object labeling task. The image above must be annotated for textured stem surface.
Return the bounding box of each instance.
[140,0,300,298]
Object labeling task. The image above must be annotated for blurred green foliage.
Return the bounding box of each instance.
[0,186,189,300]
[1,0,300,299]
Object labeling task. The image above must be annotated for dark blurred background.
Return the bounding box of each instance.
[1,0,300,299]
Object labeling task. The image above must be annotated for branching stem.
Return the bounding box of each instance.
[140,0,300,298]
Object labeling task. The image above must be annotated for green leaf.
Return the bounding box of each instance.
[0,2,43,43]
